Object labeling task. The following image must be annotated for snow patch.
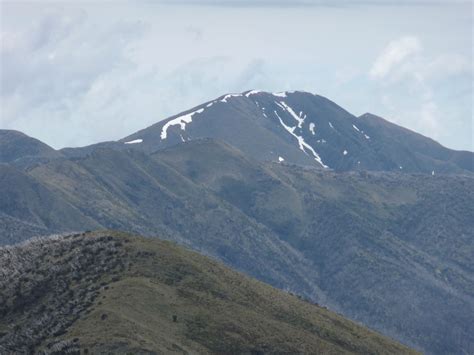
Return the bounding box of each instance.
[309,123,316,135]
[329,122,334,129]
[124,139,143,144]
[278,156,285,162]
[343,150,348,155]
[279,101,305,128]
[161,108,205,140]
[245,90,263,97]
[273,92,287,98]
[221,93,242,102]
[206,102,214,108]
[351,123,371,139]
[274,110,328,168]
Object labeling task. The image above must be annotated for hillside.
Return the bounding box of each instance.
[0,130,62,166]
[0,139,472,354]
[0,231,417,354]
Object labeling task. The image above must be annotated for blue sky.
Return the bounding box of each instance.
[0,0,472,150]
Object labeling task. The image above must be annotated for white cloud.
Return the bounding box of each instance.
[368,35,471,144]
[369,36,421,79]
[0,7,149,147]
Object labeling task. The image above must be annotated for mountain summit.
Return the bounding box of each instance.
[110,90,472,174]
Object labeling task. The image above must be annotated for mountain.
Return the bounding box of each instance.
[0,137,472,354]
[1,90,473,354]
[0,231,417,354]
[62,90,473,174]
[0,129,62,166]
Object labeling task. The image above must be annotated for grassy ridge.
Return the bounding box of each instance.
[0,231,417,354]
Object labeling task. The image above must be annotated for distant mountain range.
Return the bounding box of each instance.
[0,90,473,354]
[2,91,472,174]
[0,231,416,354]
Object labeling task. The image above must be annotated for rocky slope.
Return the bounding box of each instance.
[0,231,417,354]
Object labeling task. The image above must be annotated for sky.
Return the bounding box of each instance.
[0,0,472,150]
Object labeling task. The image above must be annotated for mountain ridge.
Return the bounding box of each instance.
[1,137,472,354]
[3,90,472,174]
[0,129,63,166]
[56,89,473,174]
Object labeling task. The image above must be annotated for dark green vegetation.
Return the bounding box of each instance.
[0,231,418,354]
[1,138,472,354]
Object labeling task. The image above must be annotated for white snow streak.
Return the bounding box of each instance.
[309,123,316,135]
[279,101,305,128]
[353,123,370,139]
[274,110,328,168]
[329,122,334,129]
[273,92,287,98]
[245,90,263,97]
[220,93,242,102]
[161,108,204,140]
[124,139,143,144]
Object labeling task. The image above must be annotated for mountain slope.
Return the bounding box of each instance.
[0,231,417,354]
[0,130,62,166]
[60,90,473,174]
[0,164,99,244]
[23,147,326,300]
[1,138,473,354]
[156,139,474,354]
[359,113,474,173]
